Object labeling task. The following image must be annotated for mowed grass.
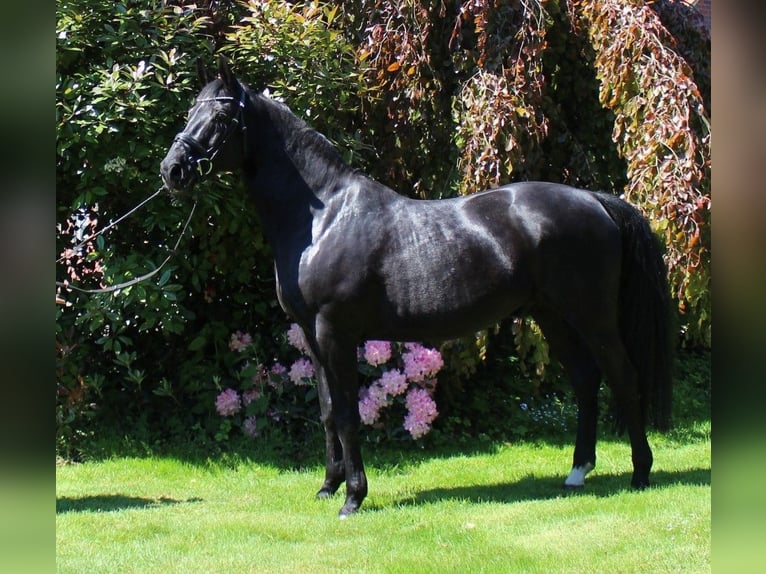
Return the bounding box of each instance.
[56,426,710,573]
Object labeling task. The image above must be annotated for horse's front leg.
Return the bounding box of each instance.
[312,319,367,517]
[314,361,345,499]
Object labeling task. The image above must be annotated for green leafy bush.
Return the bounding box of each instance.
[56,1,271,455]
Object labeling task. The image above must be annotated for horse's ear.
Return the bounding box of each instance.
[217,55,237,92]
[196,58,211,87]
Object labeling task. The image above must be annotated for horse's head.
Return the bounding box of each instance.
[160,56,247,192]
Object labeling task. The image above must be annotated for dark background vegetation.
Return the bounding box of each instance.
[56,0,710,460]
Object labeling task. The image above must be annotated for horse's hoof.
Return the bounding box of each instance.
[338,506,358,518]
[338,500,361,518]
[631,471,651,490]
[562,483,584,491]
[316,480,342,500]
[563,463,594,490]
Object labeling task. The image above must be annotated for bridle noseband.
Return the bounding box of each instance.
[172,88,248,178]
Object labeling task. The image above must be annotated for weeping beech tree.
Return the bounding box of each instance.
[574,0,710,345]
[348,0,710,363]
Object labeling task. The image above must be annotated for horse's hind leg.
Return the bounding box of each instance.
[584,327,653,488]
[602,347,652,488]
[534,310,601,488]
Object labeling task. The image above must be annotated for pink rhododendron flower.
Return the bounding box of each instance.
[378,369,408,396]
[215,388,242,416]
[402,343,444,382]
[242,388,261,406]
[358,394,380,425]
[243,416,258,438]
[287,323,311,355]
[363,340,392,366]
[288,357,315,385]
[358,382,388,425]
[251,363,268,385]
[269,362,287,387]
[229,330,253,352]
[403,387,438,439]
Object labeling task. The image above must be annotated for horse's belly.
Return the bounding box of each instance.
[374,273,529,341]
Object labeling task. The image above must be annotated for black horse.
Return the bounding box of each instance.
[161,58,673,517]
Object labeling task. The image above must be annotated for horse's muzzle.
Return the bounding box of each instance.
[160,147,195,192]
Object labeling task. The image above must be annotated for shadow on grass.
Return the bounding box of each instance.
[56,494,203,514]
[66,424,710,478]
[368,466,710,511]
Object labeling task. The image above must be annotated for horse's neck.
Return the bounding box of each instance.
[246,96,349,230]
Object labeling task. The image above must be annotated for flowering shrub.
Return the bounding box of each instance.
[214,324,442,443]
[228,331,253,353]
[362,340,392,367]
[356,341,442,441]
[288,358,315,385]
[403,388,440,439]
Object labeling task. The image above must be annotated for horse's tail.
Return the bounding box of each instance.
[592,192,675,430]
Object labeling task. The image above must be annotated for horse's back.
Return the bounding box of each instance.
[297,178,623,340]
[361,182,620,338]
[451,182,622,267]
[490,182,624,321]
[490,182,619,238]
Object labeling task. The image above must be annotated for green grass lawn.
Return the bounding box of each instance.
[56,423,710,573]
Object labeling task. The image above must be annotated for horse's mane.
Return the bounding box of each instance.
[249,89,349,174]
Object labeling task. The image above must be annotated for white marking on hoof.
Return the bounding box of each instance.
[564,463,595,487]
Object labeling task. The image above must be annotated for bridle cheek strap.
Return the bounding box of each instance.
[172,89,248,177]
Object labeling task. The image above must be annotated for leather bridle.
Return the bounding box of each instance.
[171,87,248,178]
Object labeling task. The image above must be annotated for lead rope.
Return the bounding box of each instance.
[56,188,196,295]
[56,185,166,263]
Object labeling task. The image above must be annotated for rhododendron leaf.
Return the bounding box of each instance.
[158,268,172,287]
[188,336,207,351]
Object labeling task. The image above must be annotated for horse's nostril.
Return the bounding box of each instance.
[169,164,183,182]
[160,160,186,190]
[162,164,186,189]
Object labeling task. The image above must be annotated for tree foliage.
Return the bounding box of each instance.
[575,0,711,345]
[56,0,710,454]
